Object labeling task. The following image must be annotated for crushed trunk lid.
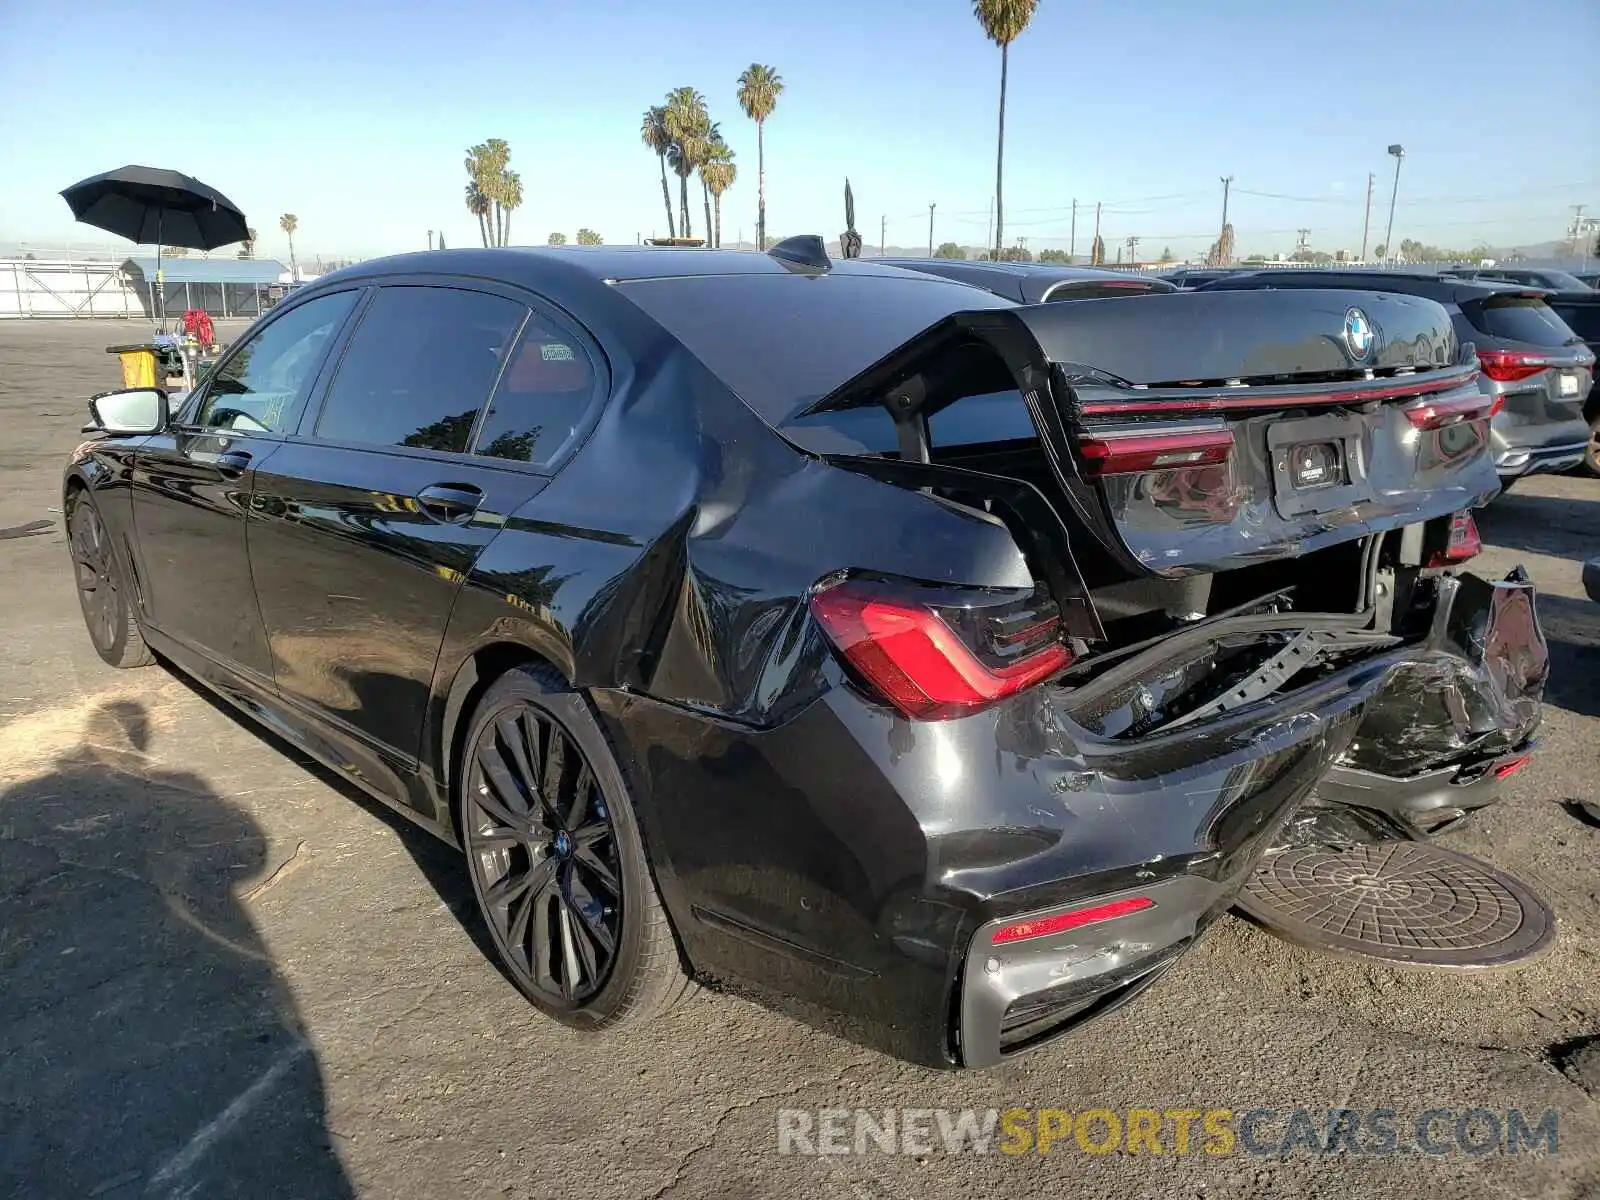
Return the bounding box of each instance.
[789,289,1501,581]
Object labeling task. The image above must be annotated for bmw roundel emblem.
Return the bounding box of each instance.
[1344,307,1375,361]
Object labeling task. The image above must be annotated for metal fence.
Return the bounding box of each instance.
[0,259,288,320]
[0,259,145,318]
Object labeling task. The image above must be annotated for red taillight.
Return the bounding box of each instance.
[808,579,1072,720]
[1476,350,1548,383]
[1077,428,1235,478]
[991,896,1155,945]
[1404,393,1494,431]
[1426,510,1481,566]
[1493,755,1531,780]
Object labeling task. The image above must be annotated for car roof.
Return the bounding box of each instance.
[315,245,949,287]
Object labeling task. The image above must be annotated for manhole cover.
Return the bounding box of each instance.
[1237,841,1555,969]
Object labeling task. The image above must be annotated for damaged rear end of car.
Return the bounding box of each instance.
[777,287,1546,1065]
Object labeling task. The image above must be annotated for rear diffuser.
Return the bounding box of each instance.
[1236,840,1554,969]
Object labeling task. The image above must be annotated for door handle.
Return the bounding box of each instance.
[416,483,484,523]
[215,448,253,476]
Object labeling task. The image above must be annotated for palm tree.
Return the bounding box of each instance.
[736,64,784,251]
[278,213,299,280]
[664,87,709,240]
[465,140,513,245]
[701,142,736,249]
[482,138,512,244]
[972,0,1039,260]
[500,171,523,245]
[698,121,723,249]
[640,106,676,238]
[465,182,491,246]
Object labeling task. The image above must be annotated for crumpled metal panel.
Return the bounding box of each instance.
[1338,568,1547,776]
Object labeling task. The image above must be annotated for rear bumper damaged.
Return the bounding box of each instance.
[956,568,1546,1065]
[598,568,1545,1068]
[1322,568,1547,835]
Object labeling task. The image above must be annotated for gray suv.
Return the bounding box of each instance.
[1196,270,1595,482]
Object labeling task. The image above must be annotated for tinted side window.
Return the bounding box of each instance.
[1464,297,1577,347]
[196,291,357,432]
[314,286,526,453]
[473,315,599,467]
[1550,303,1600,341]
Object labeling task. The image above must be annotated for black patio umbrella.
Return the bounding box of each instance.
[60,165,250,325]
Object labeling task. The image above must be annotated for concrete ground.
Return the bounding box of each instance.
[1,319,1597,1200]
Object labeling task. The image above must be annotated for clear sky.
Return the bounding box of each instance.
[4,0,1597,263]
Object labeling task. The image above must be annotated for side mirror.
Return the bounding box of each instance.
[88,388,169,436]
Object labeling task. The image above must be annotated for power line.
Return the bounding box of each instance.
[1235,180,1600,206]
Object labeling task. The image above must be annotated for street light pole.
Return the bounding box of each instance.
[928,203,936,257]
[1218,175,1233,265]
[1382,144,1405,263]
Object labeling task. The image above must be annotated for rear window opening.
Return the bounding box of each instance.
[1042,280,1173,302]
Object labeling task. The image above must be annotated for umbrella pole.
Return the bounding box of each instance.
[155,212,164,333]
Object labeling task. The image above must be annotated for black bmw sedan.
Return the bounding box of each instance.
[66,242,1545,1067]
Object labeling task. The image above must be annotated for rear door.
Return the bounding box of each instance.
[247,281,600,800]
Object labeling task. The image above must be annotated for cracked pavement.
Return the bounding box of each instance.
[1,321,1597,1199]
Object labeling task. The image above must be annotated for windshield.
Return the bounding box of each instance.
[616,271,1014,423]
[1534,270,1592,291]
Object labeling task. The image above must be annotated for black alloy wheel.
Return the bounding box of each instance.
[458,666,694,1028]
[465,704,622,1005]
[68,491,153,668]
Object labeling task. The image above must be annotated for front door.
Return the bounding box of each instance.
[128,289,361,690]
[247,283,567,799]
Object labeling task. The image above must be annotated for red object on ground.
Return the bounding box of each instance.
[182,308,215,349]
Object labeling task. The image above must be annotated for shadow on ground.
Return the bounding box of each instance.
[1534,593,1600,720]
[159,666,497,963]
[0,701,355,1200]
[1476,486,1597,563]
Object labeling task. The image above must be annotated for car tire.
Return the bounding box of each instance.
[67,489,154,669]
[457,662,695,1030]
[1585,414,1600,477]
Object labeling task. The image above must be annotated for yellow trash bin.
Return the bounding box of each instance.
[107,344,158,390]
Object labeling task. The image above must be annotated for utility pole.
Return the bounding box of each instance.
[928,203,936,257]
[1218,175,1234,265]
[1092,201,1102,263]
[1570,204,1588,259]
[1069,198,1078,262]
[880,215,887,257]
[1296,229,1311,261]
[427,230,434,251]
[1125,236,1139,266]
[1383,144,1405,262]
[1359,173,1375,261]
